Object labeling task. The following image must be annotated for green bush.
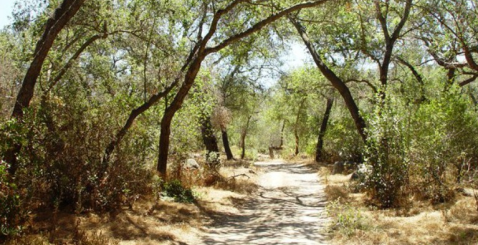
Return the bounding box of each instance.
[408,88,478,203]
[161,179,195,203]
[364,94,410,208]
[326,199,370,237]
[0,161,27,239]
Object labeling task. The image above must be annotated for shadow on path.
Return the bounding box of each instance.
[200,160,330,245]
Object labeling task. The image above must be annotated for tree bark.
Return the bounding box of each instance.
[12,0,86,119]
[280,120,286,148]
[102,83,176,166]
[374,0,412,87]
[316,97,334,162]
[5,0,85,175]
[240,116,252,160]
[290,18,367,143]
[221,127,234,160]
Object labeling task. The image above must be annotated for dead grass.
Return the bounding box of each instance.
[325,185,349,202]
[8,185,250,245]
[320,169,478,245]
[7,157,261,245]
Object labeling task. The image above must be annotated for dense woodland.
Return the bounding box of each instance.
[1,0,478,242]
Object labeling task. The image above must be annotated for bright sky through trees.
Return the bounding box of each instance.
[0,1,15,29]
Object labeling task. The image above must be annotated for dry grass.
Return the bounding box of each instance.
[8,185,250,245]
[320,169,478,245]
[7,157,262,245]
[325,185,349,202]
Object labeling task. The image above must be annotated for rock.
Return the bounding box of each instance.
[183,158,200,170]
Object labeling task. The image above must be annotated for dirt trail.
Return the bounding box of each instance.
[201,159,330,245]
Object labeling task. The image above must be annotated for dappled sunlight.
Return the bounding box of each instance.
[201,160,329,245]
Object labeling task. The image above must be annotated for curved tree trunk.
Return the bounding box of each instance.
[157,57,205,177]
[102,83,175,166]
[4,0,86,175]
[221,127,234,160]
[316,97,334,162]
[290,18,367,143]
[156,0,330,177]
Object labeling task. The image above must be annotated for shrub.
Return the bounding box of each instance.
[408,88,478,203]
[326,199,370,237]
[161,179,195,203]
[0,161,28,239]
[364,94,410,208]
[205,151,221,171]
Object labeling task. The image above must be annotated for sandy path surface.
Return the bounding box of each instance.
[201,159,329,245]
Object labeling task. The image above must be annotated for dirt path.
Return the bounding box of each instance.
[201,159,330,245]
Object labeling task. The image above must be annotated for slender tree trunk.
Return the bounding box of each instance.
[316,97,334,162]
[240,134,246,160]
[4,0,85,175]
[294,99,306,156]
[201,116,219,153]
[280,120,286,148]
[221,127,234,160]
[102,84,175,166]
[445,68,456,91]
[240,116,252,160]
[290,18,367,143]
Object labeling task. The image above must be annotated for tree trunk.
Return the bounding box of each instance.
[156,0,329,177]
[4,0,85,175]
[201,117,219,153]
[11,0,85,119]
[157,56,205,177]
[316,97,334,162]
[221,127,234,160]
[294,99,306,156]
[103,84,175,166]
[280,120,286,148]
[240,116,252,160]
[290,18,367,143]
[240,134,246,160]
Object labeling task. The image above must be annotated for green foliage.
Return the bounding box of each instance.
[327,198,370,237]
[205,151,221,171]
[0,161,27,238]
[363,93,410,208]
[326,113,364,162]
[160,179,195,204]
[409,86,478,202]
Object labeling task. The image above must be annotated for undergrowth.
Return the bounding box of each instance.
[326,198,371,237]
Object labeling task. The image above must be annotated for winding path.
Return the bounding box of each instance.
[201,159,330,245]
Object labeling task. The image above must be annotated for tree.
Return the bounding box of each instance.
[4,0,86,175]
[316,96,334,162]
[418,0,478,88]
[289,17,367,142]
[212,106,234,160]
[156,0,330,176]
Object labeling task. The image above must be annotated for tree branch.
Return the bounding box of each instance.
[205,0,329,55]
